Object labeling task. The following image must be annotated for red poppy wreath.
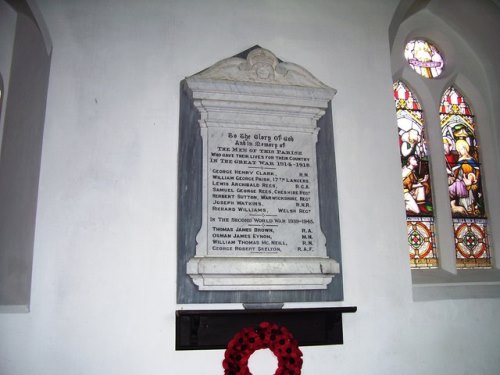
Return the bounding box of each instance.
[222,322,303,375]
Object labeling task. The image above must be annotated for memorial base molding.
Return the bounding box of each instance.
[187,257,339,290]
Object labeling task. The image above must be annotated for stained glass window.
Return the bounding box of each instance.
[394,81,438,268]
[404,40,444,79]
[440,86,491,268]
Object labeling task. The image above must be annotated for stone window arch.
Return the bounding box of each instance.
[389,0,500,300]
[0,0,52,312]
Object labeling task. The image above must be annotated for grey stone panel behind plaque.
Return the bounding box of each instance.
[177,82,203,304]
[316,101,343,301]
[177,82,343,304]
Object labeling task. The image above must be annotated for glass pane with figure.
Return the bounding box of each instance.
[404,39,444,79]
[440,86,491,268]
[394,81,438,268]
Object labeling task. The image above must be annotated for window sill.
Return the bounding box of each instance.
[0,304,29,314]
[411,269,500,301]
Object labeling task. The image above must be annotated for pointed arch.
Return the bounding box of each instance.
[0,0,52,311]
[440,85,491,269]
[394,80,438,268]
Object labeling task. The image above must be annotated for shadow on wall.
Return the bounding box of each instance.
[0,0,52,312]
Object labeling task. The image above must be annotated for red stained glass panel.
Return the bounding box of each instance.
[454,218,491,269]
[440,86,491,268]
[394,81,438,268]
[407,217,438,269]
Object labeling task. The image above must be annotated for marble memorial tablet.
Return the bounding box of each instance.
[207,128,323,256]
[182,48,340,291]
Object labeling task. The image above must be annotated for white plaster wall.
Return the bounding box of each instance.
[0,0,499,374]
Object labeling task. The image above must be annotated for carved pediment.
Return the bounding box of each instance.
[193,47,330,89]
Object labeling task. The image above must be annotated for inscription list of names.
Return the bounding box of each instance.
[207,128,323,257]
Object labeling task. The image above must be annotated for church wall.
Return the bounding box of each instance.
[0,0,499,374]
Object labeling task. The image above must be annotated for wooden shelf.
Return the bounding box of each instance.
[176,306,357,350]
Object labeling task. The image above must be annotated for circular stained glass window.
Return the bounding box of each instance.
[404,39,444,78]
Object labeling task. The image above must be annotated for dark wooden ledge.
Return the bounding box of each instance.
[176,306,357,350]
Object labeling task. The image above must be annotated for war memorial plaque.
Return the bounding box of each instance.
[181,48,340,292]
